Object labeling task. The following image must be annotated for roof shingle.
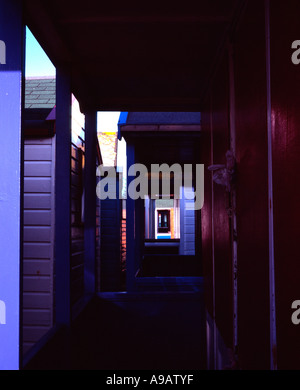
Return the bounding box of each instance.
[25,78,56,109]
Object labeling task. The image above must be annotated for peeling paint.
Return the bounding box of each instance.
[0,40,6,64]
[0,300,6,325]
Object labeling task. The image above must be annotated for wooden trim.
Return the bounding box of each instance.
[120,124,201,133]
[0,0,24,370]
[24,123,55,138]
[84,111,97,294]
[55,66,72,327]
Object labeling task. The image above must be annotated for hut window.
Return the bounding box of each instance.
[157,209,170,233]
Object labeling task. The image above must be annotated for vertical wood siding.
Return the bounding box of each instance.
[270,0,300,369]
[201,0,270,369]
[71,138,85,306]
[233,1,270,368]
[96,156,101,291]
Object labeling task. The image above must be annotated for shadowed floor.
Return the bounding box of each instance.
[24,291,206,370]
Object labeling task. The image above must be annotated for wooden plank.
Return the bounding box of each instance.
[184,234,195,242]
[24,210,52,226]
[71,171,80,187]
[23,276,51,293]
[23,243,52,259]
[121,125,158,132]
[101,201,119,211]
[71,145,81,160]
[71,157,79,172]
[120,124,201,133]
[24,145,52,161]
[184,216,195,225]
[24,161,52,177]
[184,225,195,235]
[71,252,84,268]
[23,326,50,343]
[24,177,52,193]
[71,226,84,240]
[71,213,76,225]
[184,208,195,218]
[23,226,52,242]
[23,293,51,309]
[159,125,201,132]
[101,225,118,235]
[23,260,51,276]
[101,209,117,219]
[71,239,84,254]
[22,309,51,326]
[23,194,52,210]
[24,138,52,146]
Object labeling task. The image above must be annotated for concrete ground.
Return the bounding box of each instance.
[24,290,206,370]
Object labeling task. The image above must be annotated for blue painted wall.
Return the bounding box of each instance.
[0,0,24,370]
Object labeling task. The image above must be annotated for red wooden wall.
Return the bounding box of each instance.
[200,0,293,369]
[233,0,271,369]
[270,0,300,370]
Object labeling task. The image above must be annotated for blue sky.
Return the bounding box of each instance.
[25,27,56,77]
[25,26,120,132]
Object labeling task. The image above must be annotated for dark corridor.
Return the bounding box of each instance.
[24,291,206,370]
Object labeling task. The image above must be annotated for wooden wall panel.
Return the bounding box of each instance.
[22,137,55,356]
[210,54,233,353]
[270,0,300,370]
[70,140,85,306]
[100,195,121,291]
[233,0,270,369]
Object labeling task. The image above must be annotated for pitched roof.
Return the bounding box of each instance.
[25,77,56,109]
